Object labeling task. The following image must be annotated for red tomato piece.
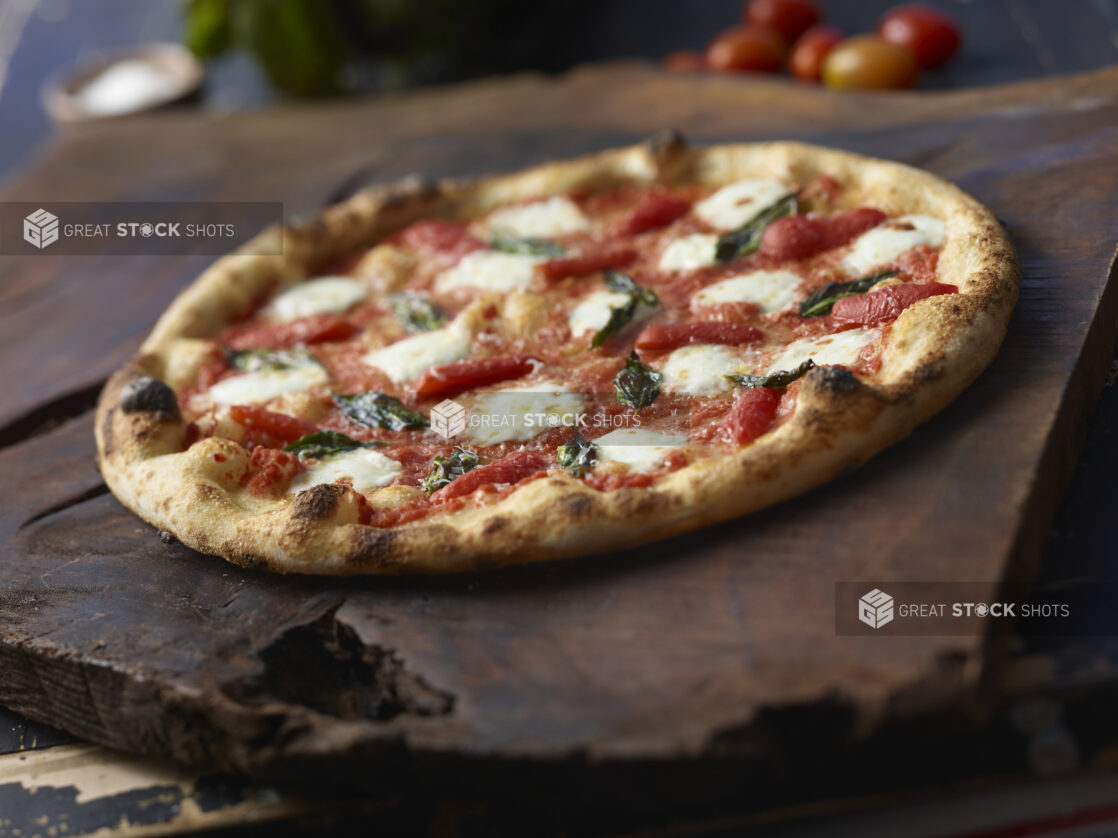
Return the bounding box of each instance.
[413,355,537,398]
[760,207,886,260]
[664,51,707,73]
[246,447,301,496]
[635,322,764,351]
[745,0,821,44]
[614,195,693,236]
[877,5,960,68]
[822,207,887,247]
[790,25,843,82]
[225,313,358,351]
[706,26,786,74]
[723,387,781,445]
[432,450,549,502]
[229,404,317,445]
[831,282,957,326]
[539,244,638,281]
[397,219,485,260]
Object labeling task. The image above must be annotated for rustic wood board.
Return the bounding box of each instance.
[1,65,1117,812]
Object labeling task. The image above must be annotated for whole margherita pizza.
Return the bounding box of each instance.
[96,136,1019,574]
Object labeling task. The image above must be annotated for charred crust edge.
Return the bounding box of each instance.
[118,376,180,420]
[291,483,346,521]
[646,129,688,157]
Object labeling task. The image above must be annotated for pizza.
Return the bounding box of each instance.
[95,135,1018,574]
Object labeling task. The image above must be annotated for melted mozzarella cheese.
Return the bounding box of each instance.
[693,270,802,314]
[764,328,882,373]
[659,234,718,271]
[262,277,368,323]
[206,365,327,406]
[483,196,590,238]
[290,448,402,495]
[435,250,544,293]
[362,321,470,383]
[595,428,688,472]
[465,381,583,445]
[659,344,745,396]
[842,215,945,275]
[694,178,790,231]
[568,290,632,337]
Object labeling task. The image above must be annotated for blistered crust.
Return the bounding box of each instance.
[96,138,1019,574]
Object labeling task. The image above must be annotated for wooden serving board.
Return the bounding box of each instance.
[1,64,1117,814]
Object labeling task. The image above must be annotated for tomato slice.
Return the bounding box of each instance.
[230,404,317,444]
[760,208,886,261]
[539,244,637,281]
[413,355,537,398]
[723,387,781,445]
[614,196,692,236]
[831,282,957,326]
[635,322,764,351]
[397,219,485,260]
[432,450,549,502]
[225,313,358,351]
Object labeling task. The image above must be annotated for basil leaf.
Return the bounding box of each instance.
[799,270,898,317]
[490,233,565,258]
[728,359,816,389]
[284,430,379,460]
[389,292,447,333]
[229,347,318,372]
[614,351,662,409]
[714,194,797,263]
[335,391,430,431]
[593,270,660,348]
[423,447,480,494]
[557,432,598,478]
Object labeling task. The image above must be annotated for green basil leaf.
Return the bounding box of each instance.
[283,430,379,460]
[614,351,662,409]
[389,292,447,332]
[423,447,481,494]
[229,347,318,372]
[727,359,816,389]
[592,270,659,348]
[334,391,429,431]
[557,432,598,478]
[798,270,898,317]
[490,233,565,258]
[714,194,797,263]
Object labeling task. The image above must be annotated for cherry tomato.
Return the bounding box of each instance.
[744,0,821,45]
[706,26,786,74]
[877,5,960,68]
[821,35,918,90]
[789,25,843,83]
[664,51,707,73]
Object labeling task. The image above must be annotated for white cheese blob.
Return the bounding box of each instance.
[465,381,584,446]
[659,344,745,396]
[842,214,945,275]
[261,277,368,323]
[483,196,590,238]
[435,250,544,293]
[290,448,402,495]
[764,328,882,373]
[362,321,470,383]
[595,428,689,472]
[659,234,718,271]
[206,365,327,406]
[693,270,803,314]
[694,178,790,231]
[568,290,633,337]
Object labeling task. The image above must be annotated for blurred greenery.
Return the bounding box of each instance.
[183,0,585,97]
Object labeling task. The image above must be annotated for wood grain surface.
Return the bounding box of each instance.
[1,64,1117,815]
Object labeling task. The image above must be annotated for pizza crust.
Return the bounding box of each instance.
[96,136,1019,574]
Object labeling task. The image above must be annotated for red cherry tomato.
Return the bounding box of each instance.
[789,25,843,83]
[821,35,918,90]
[706,26,786,74]
[664,51,707,73]
[744,0,821,45]
[877,5,960,68]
